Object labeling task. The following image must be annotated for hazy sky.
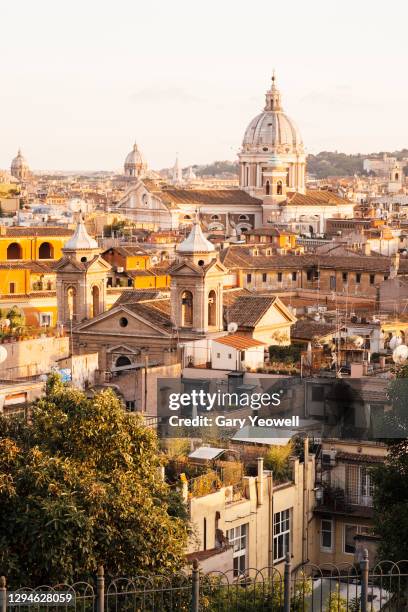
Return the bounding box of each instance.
[2,0,408,171]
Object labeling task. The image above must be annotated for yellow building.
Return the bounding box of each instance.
[0,226,74,328]
[0,226,73,262]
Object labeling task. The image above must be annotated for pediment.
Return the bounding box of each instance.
[74,305,172,337]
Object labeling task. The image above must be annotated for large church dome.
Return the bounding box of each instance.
[11,149,30,180]
[242,75,303,154]
[124,142,147,178]
[238,74,306,196]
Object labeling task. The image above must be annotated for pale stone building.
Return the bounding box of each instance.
[10,148,30,181]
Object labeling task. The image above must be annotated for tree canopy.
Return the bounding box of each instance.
[371,365,408,561]
[0,374,189,587]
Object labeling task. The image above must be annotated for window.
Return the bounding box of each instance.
[227,524,248,576]
[343,524,371,554]
[7,243,22,260]
[246,273,252,283]
[384,274,389,281]
[228,353,232,359]
[342,272,348,283]
[262,273,267,283]
[292,272,297,281]
[119,317,128,327]
[346,464,374,506]
[370,274,375,285]
[216,352,220,358]
[116,355,131,368]
[321,519,333,552]
[356,273,361,284]
[277,272,282,282]
[273,509,291,562]
[39,242,53,259]
[125,400,136,411]
[40,313,52,327]
[9,282,16,294]
[330,276,336,291]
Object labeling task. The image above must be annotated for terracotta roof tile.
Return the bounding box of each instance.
[214,334,265,349]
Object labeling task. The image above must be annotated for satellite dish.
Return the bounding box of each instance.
[389,336,402,350]
[0,346,7,364]
[228,322,238,333]
[393,344,408,364]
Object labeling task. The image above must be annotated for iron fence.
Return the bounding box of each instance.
[1,551,407,612]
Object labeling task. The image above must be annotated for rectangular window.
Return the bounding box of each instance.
[227,523,248,576]
[273,508,291,562]
[40,313,52,327]
[346,464,374,506]
[330,275,336,291]
[277,272,282,282]
[342,272,348,283]
[247,273,252,283]
[356,273,361,284]
[370,274,375,285]
[343,524,371,555]
[262,273,267,283]
[321,519,333,552]
[307,270,313,281]
[216,352,220,358]
[292,272,297,281]
[125,400,135,411]
[9,282,16,294]
[228,353,232,359]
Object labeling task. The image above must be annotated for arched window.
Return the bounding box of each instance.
[239,214,249,221]
[395,173,399,181]
[92,285,100,317]
[208,290,217,327]
[39,242,53,259]
[7,243,22,260]
[116,355,131,368]
[67,287,76,321]
[277,181,283,195]
[211,214,220,221]
[181,290,193,327]
[265,181,270,195]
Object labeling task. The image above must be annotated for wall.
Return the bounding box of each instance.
[57,352,99,389]
[0,336,69,379]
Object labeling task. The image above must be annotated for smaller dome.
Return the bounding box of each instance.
[11,149,30,175]
[177,220,215,254]
[64,219,98,250]
[125,142,146,167]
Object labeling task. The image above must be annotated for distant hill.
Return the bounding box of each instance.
[307,149,408,179]
[160,150,408,180]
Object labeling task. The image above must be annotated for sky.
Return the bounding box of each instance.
[1,0,408,171]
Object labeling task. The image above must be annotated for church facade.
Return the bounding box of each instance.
[112,74,354,235]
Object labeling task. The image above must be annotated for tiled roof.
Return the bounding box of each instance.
[102,246,150,257]
[114,290,164,306]
[221,245,401,273]
[213,334,265,349]
[336,451,385,464]
[287,190,352,207]
[145,185,262,207]
[0,261,55,272]
[1,226,73,237]
[291,320,337,340]
[226,295,277,327]
[125,299,172,329]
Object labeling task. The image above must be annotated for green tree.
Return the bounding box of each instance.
[371,364,408,561]
[6,307,25,330]
[263,442,293,483]
[0,374,189,586]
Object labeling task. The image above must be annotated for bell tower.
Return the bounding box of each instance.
[169,219,226,334]
[56,219,111,327]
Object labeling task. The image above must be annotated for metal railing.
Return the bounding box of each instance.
[1,551,407,611]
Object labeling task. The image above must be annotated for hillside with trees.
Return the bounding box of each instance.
[173,149,408,179]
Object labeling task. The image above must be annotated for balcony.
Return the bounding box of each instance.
[315,483,374,518]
